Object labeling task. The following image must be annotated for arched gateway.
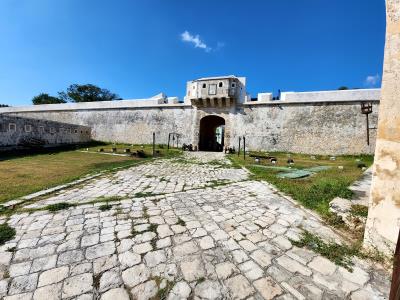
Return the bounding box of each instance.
[199,115,225,151]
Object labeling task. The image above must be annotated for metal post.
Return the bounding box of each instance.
[167,133,171,150]
[366,114,370,146]
[152,132,155,157]
[243,136,246,160]
[238,137,241,156]
[361,102,373,146]
[176,135,179,149]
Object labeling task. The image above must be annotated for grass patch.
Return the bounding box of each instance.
[150,238,157,250]
[131,226,138,237]
[0,144,182,204]
[196,277,206,284]
[291,230,358,270]
[207,160,231,168]
[6,246,16,252]
[350,205,369,218]
[292,230,389,271]
[99,203,113,211]
[173,158,193,165]
[149,224,158,232]
[152,277,175,300]
[229,152,372,218]
[134,192,155,198]
[323,213,346,229]
[177,218,186,226]
[46,202,74,211]
[143,207,149,219]
[0,223,16,245]
[208,180,230,188]
[95,195,124,203]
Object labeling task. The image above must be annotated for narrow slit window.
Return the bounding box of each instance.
[9,123,16,132]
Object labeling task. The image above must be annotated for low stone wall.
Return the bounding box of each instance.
[0,115,91,150]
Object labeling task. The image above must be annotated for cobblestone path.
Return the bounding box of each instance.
[0,152,390,299]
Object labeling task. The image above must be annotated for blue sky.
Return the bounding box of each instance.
[0,0,386,106]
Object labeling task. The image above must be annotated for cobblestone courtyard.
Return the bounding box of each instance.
[0,152,390,299]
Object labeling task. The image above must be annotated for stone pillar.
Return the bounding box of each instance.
[363,0,400,255]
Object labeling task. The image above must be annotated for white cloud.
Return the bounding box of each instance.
[364,74,380,87]
[180,31,211,52]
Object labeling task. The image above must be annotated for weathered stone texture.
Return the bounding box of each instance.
[0,114,91,150]
[1,90,379,155]
[0,152,391,299]
[364,0,400,255]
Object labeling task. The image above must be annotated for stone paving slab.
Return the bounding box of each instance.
[23,152,248,210]
[0,152,390,299]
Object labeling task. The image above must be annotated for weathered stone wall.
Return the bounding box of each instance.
[232,101,379,155]
[4,108,194,146]
[364,0,400,255]
[0,89,381,155]
[0,115,91,150]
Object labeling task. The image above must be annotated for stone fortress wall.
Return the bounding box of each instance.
[0,114,91,151]
[0,86,380,155]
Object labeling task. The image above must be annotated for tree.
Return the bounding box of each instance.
[59,84,119,103]
[0,104,9,107]
[32,93,66,105]
[338,86,349,90]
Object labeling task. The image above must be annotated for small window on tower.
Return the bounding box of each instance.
[218,82,223,88]
[202,83,206,88]
[231,82,236,88]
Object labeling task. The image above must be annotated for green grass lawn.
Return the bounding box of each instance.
[229,151,373,221]
[0,143,181,203]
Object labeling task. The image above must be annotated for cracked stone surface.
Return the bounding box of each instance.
[0,152,390,299]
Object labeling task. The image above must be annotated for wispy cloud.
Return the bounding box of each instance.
[181,31,225,53]
[181,31,211,52]
[364,74,380,87]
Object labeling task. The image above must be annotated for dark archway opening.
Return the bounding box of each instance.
[199,115,225,151]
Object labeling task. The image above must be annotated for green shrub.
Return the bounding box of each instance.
[0,223,16,245]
